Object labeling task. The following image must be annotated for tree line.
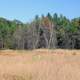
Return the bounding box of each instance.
[0,13,80,49]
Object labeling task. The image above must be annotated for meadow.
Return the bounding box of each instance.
[0,49,80,80]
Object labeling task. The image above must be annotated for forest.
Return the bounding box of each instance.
[0,13,80,49]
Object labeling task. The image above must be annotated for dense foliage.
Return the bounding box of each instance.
[0,13,80,49]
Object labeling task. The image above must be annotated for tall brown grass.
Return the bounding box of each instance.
[0,49,80,80]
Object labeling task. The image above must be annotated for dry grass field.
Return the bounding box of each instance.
[0,49,80,80]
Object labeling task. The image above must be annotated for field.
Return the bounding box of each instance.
[0,49,80,80]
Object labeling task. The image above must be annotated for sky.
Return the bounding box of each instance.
[0,0,80,22]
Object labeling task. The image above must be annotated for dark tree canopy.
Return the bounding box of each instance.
[0,13,80,50]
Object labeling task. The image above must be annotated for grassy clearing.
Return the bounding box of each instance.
[0,49,80,80]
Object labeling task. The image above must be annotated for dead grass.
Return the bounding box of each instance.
[0,49,80,80]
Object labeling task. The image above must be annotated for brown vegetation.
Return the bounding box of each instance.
[0,49,80,80]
